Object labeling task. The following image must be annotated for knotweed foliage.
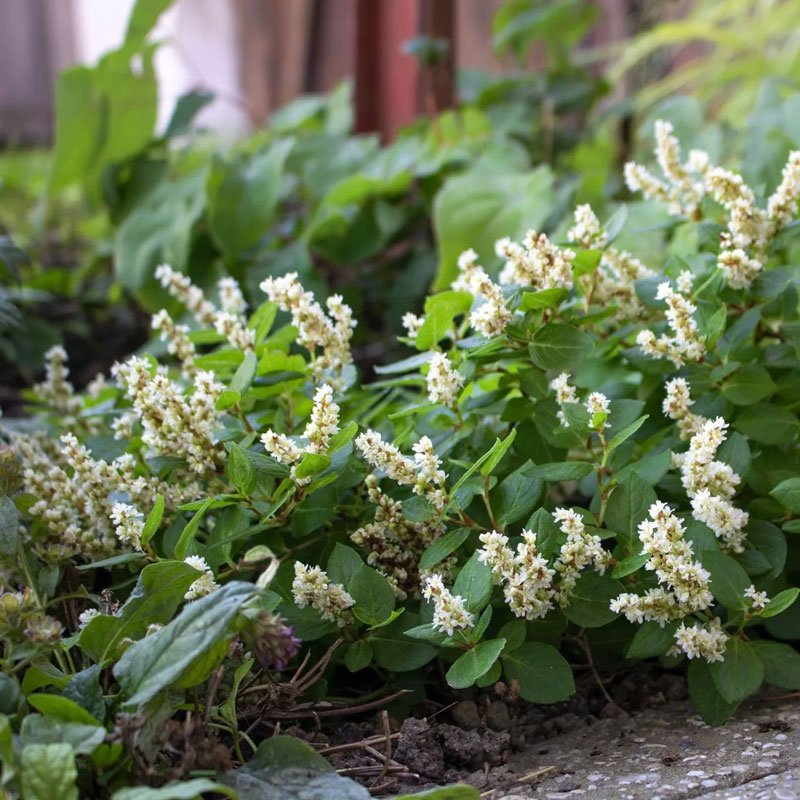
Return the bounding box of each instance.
[2,123,800,796]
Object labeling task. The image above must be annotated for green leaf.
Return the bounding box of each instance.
[112,779,236,800]
[493,462,543,526]
[446,639,506,689]
[350,564,395,626]
[392,785,479,799]
[452,552,493,613]
[141,494,165,547]
[20,743,78,800]
[760,588,800,618]
[626,620,679,659]
[415,291,473,350]
[228,443,257,496]
[604,471,656,553]
[371,615,437,671]
[572,249,602,277]
[687,659,740,725]
[114,582,255,706]
[528,462,594,481]
[750,640,800,690]
[746,520,786,578]
[709,638,763,704]
[734,404,799,445]
[501,642,575,703]
[479,429,517,477]
[231,351,258,394]
[207,140,293,259]
[528,324,593,371]
[292,452,331,481]
[606,415,648,454]
[327,544,363,589]
[344,640,373,673]
[164,90,215,138]
[771,477,800,514]
[174,497,215,560]
[700,550,751,610]
[519,288,569,311]
[433,166,554,289]
[26,695,99,725]
[563,572,623,628]
[721,365,775,406]
[420,528,471,571]
[125,0,173,44]
[612,552,649,579]
[20,715,106,755]
[79,560,200,662]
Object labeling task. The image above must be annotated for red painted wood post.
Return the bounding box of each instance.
[354,0,455,141]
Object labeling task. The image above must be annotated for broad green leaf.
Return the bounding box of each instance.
[603,471,656,553]
[20,715,105,755]
[528,324,593,371]
[501,642,575,703]
[114,582,255,706]
[420,528,471,571]
[563,572,623,628]
[519,288,569,310]
[721,365,775,406]
[734,404,799,445]
[452,552,493,613]
[125,0,173,43]
[760,588,800,618]
[20,743,78,800]
[207,140,293,259]
[528,462,594,481]
[626,620,679,659]
[344,640,373,672]
[141,494,165,546]
[746,520,787,577]
[371,614,437,671]
[750,640,800,690]
[612,552,649,579]
[415,291,473,350]
[709,638,763,703]
[700,550,751,610]
[606,415,648,454]
[79,560,200,662]
[446,639,506,689]
[26,695,99,725]
[350,564,395,626]
[327,544,363,589]
[228,443,257,496]
[433,167,554,289]
[493,461,544,526]
[687,659,740,725]
[392,786,479,799]
[231,350,258,394]
[479,429,517,477]
[771,477,800,514]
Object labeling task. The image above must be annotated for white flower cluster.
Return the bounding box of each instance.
[402,312,425,339]
[626,123,800,290]
[676,417,749,552]
[422,574,474,636]
[636,278,705,367]
[624,120,708,218]
[151,310,197,377]
[113,356,224,474]
[155,264,255,351]
[261,384,340,484]
[292,563,354,626]
[552,507,611,602]
[351,475,444,599]
[550,373,609,431]
[184,555,219,600]
[109,502,144,550]
[260,272,355,388]
[567,205,653,317]
[478,529,555,620]
[550,372,577,427]
[496,232,575,291]
[610,501,713,626]
[426,352,464,409]
[673,618,728,663]
[355,430,447,510]
[452,249,511,338]
[662,377,706,439]
[744,584,769,612]
[32,345,83,417]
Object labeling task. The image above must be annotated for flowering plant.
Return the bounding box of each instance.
[2,116,800,797]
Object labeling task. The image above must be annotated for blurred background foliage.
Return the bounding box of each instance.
[1,0,799,405]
